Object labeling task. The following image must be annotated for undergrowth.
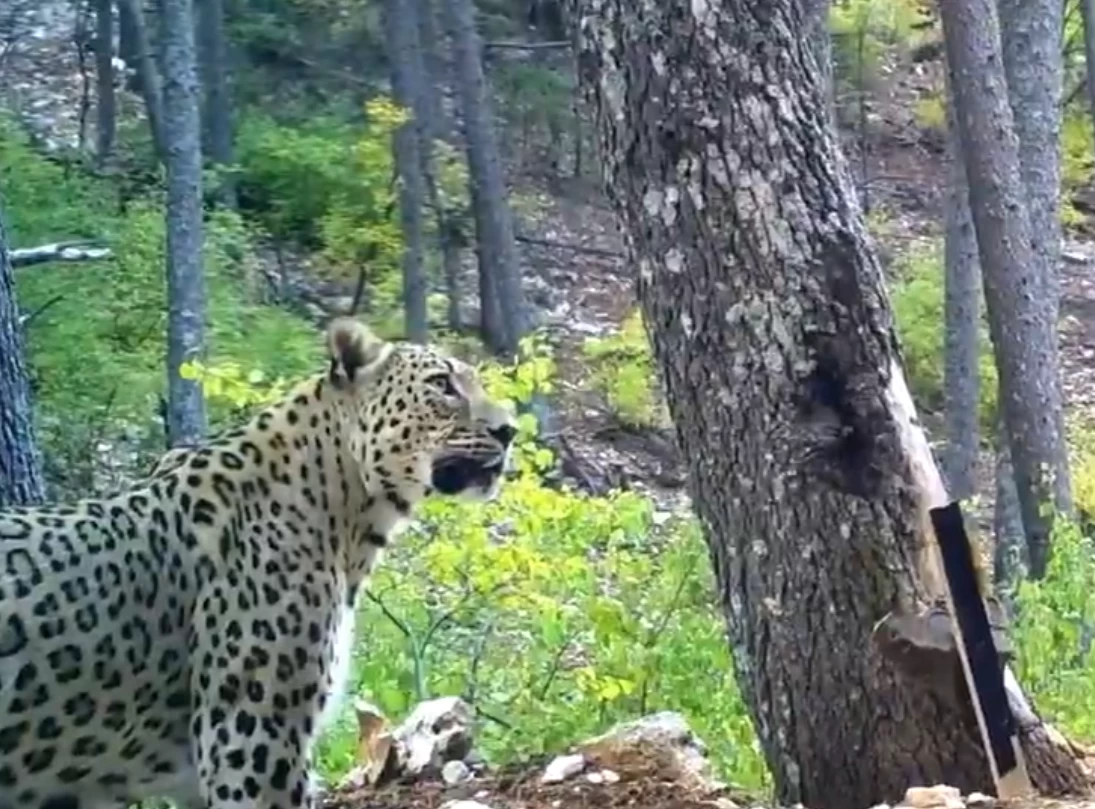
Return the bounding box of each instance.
[187,338,771,792]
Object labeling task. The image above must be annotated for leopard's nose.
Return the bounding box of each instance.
[489,423,517,447]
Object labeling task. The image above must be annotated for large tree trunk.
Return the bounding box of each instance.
[196,0,237,208]
[0,207,47,507]
[158,0,207,446]
[942,70,981,501]
[384,0,430,344]
[568,2,1089,807]
[442,0,526,356]
[942,0,1071,580]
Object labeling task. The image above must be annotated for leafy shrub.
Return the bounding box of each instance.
[192,338,769,791]
[493,62,575,168]
[234,110,363,249]
[890,241,998,429]
[1012,513,1095,739]
[582,309,668,428]
[1060,111,1094,228]
[828,0,934,89]
[913,93,946,134]
[3,120,317,493]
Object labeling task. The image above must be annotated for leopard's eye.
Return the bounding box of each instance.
[427,374,460,397]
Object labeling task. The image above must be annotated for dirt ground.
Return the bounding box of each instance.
[322,764,1095,809]
[323,756,755,809]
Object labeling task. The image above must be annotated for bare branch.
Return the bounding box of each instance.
[515,233,624,258]
[19,295,65,328]
[11,241,112,268]
[364,589,415,640]
[483,40,569,50]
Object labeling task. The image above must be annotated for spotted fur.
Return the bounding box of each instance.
[0,318,517,809]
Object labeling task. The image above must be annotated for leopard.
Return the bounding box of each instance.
[0,317,518,809]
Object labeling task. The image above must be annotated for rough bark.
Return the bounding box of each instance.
[94,0,116,166]
[942,71,981,501]
[443,0,526,356]
[998,0,1064,313]
[158,0,208,446]
[119,0,166,159]
[569,0,1089,806]
[196,0,237,208]
[384,0,430,344]
[0,205,47,507]
[941,0,1071,580]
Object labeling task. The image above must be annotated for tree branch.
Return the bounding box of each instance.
[483,40,570,50]
[19,295,65,328]
[515,233,624,258]
[10,241,112,268]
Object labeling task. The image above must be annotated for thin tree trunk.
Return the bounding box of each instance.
[94,0,116,166]
[0,206,47,507]
[994,408,1028,592]
[196,0,236,208]
[119,0,166,159]
[569,0,1089,806]
[942,70,981,501]
[416,0,463,331]
[941,0,1071,580]
[443,0,526,356]
[802,0,834,119]
[159,0,207,446]
[1080,0,1095,149]
[384,0,430,344]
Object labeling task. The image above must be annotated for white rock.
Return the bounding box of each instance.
[903,785,962,809]
[442,759,472,785]
[441,801,493,809]
[965,794,994,809]
[541,753,587,783]
[601,769,620,784]
[393,696,475,777]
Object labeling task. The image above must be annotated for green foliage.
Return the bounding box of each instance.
[193,338,768,791]
[492,62,576,170]
[582,310,668,429]
[889,241,998,429]
[828,0,934,88]
[2,119,317,493]
[317,346,767,790]
[1060,111,1094,229]
[1012,513,1095,739]
[913,93,946,134]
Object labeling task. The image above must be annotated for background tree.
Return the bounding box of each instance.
[197,0,237,208]
[159,0,207,446]
[443,0,526,356]
[119,0,166,159]
[385,0,430,344]
[568,0,1087,805]
[941,69,980,503]
[0,204,46,507]
[93,0,115,166]
[942,0,1071,579]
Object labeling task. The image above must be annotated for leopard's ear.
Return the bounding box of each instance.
[326,318,388,389]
